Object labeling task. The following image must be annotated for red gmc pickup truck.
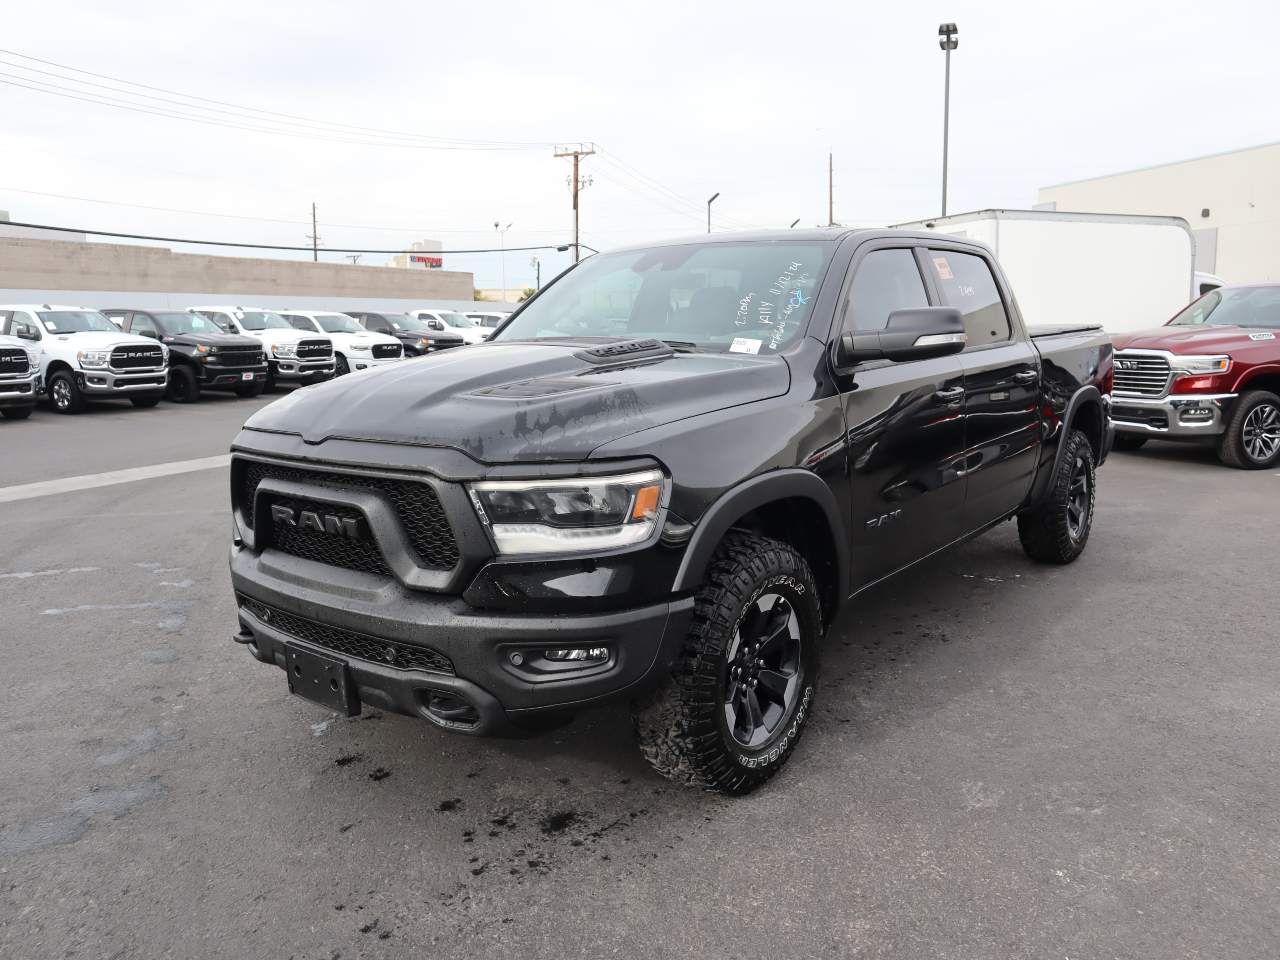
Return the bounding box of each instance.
[1111,284,1280,469]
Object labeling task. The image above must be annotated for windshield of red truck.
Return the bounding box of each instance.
[1170,286,1280,329]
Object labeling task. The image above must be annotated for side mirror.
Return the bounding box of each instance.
[837,307,966,365]
[15,323,39,342]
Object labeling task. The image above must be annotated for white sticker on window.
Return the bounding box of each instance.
[932,256,954,280]
[729,337,762,354]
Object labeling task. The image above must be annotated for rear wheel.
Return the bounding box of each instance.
[166,366,200,403]
[633,531,822,795]
[1219,390,1280,469]
[1111,434,1147,452]
[1018,429,1096,565]
[1,405,33,420]
[48,370,85,414]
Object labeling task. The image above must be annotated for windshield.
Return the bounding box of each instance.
[382,313,427,333]
[152,312,225,336]
[1169,286,1280,330]
[284,315,318,332]
[492,241,833,353]
[317,314,365,334]
[37,310,120,334]
[440,312,476,328]
[236,310,293,331]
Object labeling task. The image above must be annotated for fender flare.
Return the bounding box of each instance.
[671,469,850,609]
[1028,384,1105,509]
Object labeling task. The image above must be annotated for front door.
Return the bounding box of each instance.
[837,246,970,589]
[925,248,1041,530]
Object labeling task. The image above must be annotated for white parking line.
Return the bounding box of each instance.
[0,455,231,504]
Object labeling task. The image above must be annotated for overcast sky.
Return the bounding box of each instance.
[4,0,1278,288]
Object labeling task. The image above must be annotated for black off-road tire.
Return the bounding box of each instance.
[48,370,85,414]
[1111,434,1147,452]
[1018,429,1096,564]
[335,355,350,376]
[1218,390,1280,470]
[167,366,200,403]
[633,531,823,795]
[235,379,266,398]
[130,394,162,408]
[1,405,33,420]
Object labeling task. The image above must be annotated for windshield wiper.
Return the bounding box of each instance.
[660,339,698,352]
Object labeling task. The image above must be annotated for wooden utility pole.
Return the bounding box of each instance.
[827,153,834,227]
[308,202,320,262]
[554,144,595,263]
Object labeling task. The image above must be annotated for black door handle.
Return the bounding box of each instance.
[1014,369,1038,383]
[933,386,965,404]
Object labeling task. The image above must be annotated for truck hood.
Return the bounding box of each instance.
[326,331,402,350]
[1113,324,1278,352]
[165,332,260,349]
[242,329,329,346]
[44,331,156,349]
[243,340,791,462]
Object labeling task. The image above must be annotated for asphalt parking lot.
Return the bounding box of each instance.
[2,393,1278,959]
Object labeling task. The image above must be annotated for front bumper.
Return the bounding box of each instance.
[1111,393,1236,439]
[0,376,38,408]
[270,358,335,381]
[229,544,693,735]
[199,362,269,387]
[77,367,168,395]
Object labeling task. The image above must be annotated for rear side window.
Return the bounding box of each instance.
[844,249,929,333]
[928,251,1011,347]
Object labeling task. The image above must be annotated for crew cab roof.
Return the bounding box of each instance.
[598,227,983,257]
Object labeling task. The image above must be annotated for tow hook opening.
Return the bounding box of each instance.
[422,690,481,728]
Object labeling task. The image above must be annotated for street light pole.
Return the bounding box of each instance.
[706,192,720,233]
[938,22,958,217]
[494,221,512,300]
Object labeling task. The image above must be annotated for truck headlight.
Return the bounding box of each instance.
[1170,354,1231,375]
[77,349,111,369]
[469,469,666,555]
[271,343,297,358]
[348,341,371,353]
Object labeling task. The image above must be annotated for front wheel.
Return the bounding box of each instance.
[236,379,266,398]
[48,370,85,414]
[1218,390,1280,469]
[1018,429,1096,564]
[633,531,822,795]
[1111,434,1147,452]
[130,394,161,408]
[334,355,350,376]
[1,405,33,420]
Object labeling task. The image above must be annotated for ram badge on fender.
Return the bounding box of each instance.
[228,229,1114,795]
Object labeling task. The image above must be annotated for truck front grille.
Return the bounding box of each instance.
[240,460,460,572]
[296,339,333,360]
[0,348,31,377]
[110,345,165,370]
[1113,352,1172,397]
[265,494,390,576]
[237,594,454,675]
[217,346,264,367]
[371,343,402,359]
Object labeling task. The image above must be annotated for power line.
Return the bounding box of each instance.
[0,48,556,150]
[0,220,571,255]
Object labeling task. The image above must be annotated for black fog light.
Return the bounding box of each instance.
[1180,407,1214,422]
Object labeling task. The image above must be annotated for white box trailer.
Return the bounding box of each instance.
[892,209,1195,335]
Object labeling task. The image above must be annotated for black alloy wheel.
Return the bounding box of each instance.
[723,593,804,748]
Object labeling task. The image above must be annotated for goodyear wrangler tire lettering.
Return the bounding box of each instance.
[633,531,823,795]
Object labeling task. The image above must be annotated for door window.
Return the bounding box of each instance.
[844,249,929,333]
[927,251,1011,347]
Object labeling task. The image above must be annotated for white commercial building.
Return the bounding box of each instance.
[1037,141,1280,283]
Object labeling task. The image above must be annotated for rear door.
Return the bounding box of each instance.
[837,244,970,588]
[925,247,1040,531]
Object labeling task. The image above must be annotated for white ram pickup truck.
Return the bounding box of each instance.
[190,306,334,391]
[0,304,168,414]
[278,310,406,376]
[0,328,39,420]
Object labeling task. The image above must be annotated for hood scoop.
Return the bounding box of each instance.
[574,338,674,365]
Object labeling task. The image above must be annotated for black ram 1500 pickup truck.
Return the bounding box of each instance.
[229,229,1114,794]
